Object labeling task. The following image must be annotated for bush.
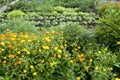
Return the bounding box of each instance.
[97,2,119,16]
[7,10,26,19]
[96,11,120,51]
[0,29,118,80]
[0,18,39,34]
[49,23,97,53]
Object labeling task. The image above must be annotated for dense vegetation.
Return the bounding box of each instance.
[0,0,120,80]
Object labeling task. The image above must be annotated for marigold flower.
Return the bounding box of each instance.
[117,41,120,45]
[23,69,27,73]
[44,37,51,42]
[42,45,50,50]
[95,66,99,70]
[77,46,81,49]
[41,59,45,64]
[85,66,89,72]
[70,60,74,64]
[50,62,56,67]
[54,47,58,51]
[58,54,61,59]
[3,60,7,64]
[17,60,22,65]
[21,40,26,43]
[110,67,113,71]
[0,42,5,46]
[103,68,106,72]
[8,44,13,49]
[65,54,68,58]
[89,59,93,63]
[32,72,37,76]
[98,51,102,54]
[76,77,80,80]
[60,45,64,48]
[45,31,50,35]
[57,49,62,53]
[30,65,34,69]
[8,54,14,58]
[38,49,42,52]
[115,78,120,80]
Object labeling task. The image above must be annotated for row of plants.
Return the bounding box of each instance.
[6,0,98,12]
[0,9,98,28]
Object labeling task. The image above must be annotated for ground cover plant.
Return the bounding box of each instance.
[0,0,120,80]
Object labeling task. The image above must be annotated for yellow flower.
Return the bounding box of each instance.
[45,31,50,35]
[23,69,27,73]
[89,59,93,63]
[21,40,26,43]
[51,30,55,34]
[117,41,120,45]
[50,62,56,67]
[40,59,45,64]
[32,72,37,76]
[57,49,62,54]
[27,39,32,43]
[115,78,120,80]
[77,46,81,49]
[60,45,64,49]
[38,49,42,52]
[30,65,34,69]
[54,47,58,51]
[76,77,80,80]
[85,66,89,72]
[8,54,14,58]
[44,37,51,42]
[65,54,68,58]
[95,66,99,70]
[103,68,106,72]
[24,48,30,55]
[58,54,61,59]
[98,51,102,54]
[42,45,50,50]
[110,67,113,71]
[70,60,74,64]
[0,42,5,46]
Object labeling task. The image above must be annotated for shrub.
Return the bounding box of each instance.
[96,11,120,51]
[0,29,118,80]
[7,10,26,19]
[0,18,39,34]
[49,23,97,53]
[97,2,119,16]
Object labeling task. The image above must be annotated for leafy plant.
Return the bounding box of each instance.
[0,18,39,34]
[7,10,26,19]
[96,11,120,51]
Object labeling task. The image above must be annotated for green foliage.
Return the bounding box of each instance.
[0,29,118,80]
[96,11,120,50]
[7,10,26,19]
[0,18,39,34]
[97,2,119,16]
[54,0,99,12]
[50,23,97,52]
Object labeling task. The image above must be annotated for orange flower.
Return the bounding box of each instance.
[3,60,7,64]
[41,59,45,64]
[8,54,14,58]
[78,54,85,62]
[85,66,89,72]
[8,44,13,49]
[17,60,22,65]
